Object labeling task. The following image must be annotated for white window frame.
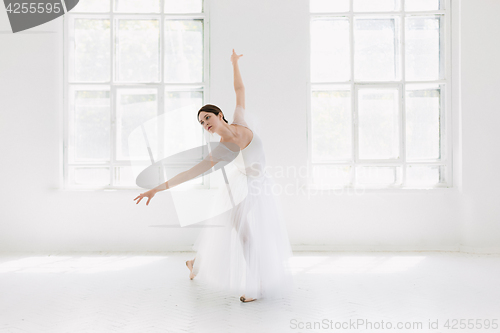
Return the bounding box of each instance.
[307,0,455,191]
[62,0,211,190]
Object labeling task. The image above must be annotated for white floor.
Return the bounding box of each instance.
[0,252,499,333]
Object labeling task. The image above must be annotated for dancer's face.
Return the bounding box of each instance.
[199,111,223,133]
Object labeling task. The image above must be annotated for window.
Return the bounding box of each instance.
[63,0,209,189]
[309,0,452,189]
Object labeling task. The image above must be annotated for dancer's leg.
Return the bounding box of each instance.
[238,222,251,262]
[186,257,196,279]
[231,198,259,301]
[236,219,260,301]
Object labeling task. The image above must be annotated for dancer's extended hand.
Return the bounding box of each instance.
[231,48,243,64]
[134,189,157,205]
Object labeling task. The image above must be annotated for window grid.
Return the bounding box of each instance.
[308,0,452,189]
[63,0,210,189]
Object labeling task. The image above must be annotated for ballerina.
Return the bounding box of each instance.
[135,49,294,303]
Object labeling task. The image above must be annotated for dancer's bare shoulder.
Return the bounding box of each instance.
[220,124,253,150]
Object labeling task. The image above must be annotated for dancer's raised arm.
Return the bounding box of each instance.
[231,49,245,109]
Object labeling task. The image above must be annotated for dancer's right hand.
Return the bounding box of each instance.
[231,48,243,64]
[134,189,157,205]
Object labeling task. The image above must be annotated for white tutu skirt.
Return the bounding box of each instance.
[191,167,294,300]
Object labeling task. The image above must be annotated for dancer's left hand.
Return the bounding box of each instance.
[134,189,157,205]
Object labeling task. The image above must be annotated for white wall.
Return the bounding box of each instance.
[459,0,500,253]
[0,0,497,254]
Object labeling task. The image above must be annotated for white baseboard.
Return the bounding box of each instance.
[1,245,499,255]
[458,245,500,255]
[290,244,461,253]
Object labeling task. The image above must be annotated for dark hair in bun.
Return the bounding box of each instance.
[197,104,228,124]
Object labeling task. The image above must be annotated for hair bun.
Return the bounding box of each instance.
[198,104,228,124]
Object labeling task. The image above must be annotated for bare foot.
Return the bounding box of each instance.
[186,259,196,280]
[240,295,257,302]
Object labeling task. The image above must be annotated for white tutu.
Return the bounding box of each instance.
[191,108,294,300]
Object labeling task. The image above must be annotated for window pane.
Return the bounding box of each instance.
[405,16,442,81]
[405,0,442,11]
[69,167,110,186]
[69,88,110,162]
[406,165,441,186]
[354,0,400,12]
[354,18,399,81]
[405,85,441,160]
[72,19,110,82]
[312,165,352,187]
[127,120,158,162]
[116,19,160,82]
[310,0,349,13]
[311,18,350,82]
[115,0,160,13]
[163,90,204,155]
[116,89,158,161]
[311,89,352,161]
[164,20,203,83]
[72,0,110,12]
[356,166,401,185]
[358,89,399,159]
[127,91,204,164]
[164,0,203,13]
[115,166,150,186]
